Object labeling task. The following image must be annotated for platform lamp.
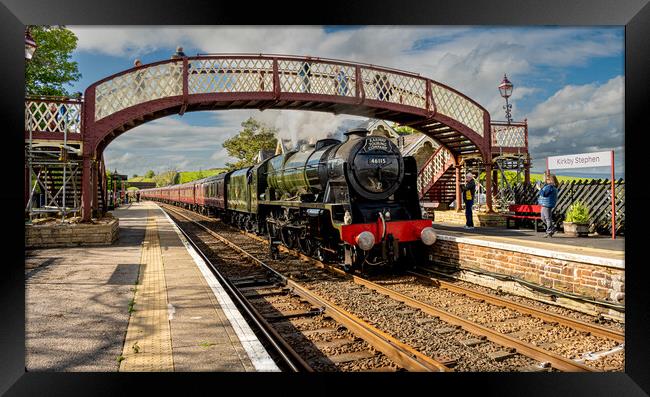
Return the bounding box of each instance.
[25,28,37,60]
[498,73,514,124]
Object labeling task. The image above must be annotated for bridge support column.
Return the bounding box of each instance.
[25,165,30,208]
[455,165,462,212]
[524,156,531,184]
[82,156,93,222]
[485,162,494,213]
[92,161,99,218]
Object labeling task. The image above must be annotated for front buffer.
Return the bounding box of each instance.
[339,218,436,271]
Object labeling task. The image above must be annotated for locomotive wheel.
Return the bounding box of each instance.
[298,238,314,256]
[314,246,325,262]
[281,228,296,249]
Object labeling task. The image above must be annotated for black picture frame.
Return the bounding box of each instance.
[2,0,647,395]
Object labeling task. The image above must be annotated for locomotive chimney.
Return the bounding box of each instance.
[344,127,369,142]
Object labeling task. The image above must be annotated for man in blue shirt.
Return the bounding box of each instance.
[538,173,559,237]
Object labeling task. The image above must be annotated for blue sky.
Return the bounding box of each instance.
[66,26,624,178]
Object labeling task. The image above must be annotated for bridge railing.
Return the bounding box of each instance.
[88,54,488,138]
[491,120,528,150]
[95,61,183,120]
[25,97,83,135]
[417,145,454,198]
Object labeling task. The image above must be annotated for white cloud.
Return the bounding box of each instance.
[524,76,624,174]
[69,26,622,106]
[75,26,623,176]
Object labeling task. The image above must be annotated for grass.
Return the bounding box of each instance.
[132,342,140,354]
[178,168,227,184]
[128,299,136,313]
[199,341,216,348]
[116,355,125,363]
[126,176,155,183]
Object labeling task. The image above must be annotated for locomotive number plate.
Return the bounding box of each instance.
[369,157,387,165]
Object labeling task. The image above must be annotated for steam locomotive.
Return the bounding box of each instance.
[140,127,436,272]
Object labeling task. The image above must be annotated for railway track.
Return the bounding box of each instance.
[158,203,623,372]
[162,204,447,372]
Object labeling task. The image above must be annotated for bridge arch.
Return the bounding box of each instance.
[27,54,527,221]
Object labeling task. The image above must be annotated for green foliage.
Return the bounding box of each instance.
[25,26,81,96]
[223,117,278,170]
[391,123,418,135]
[565,200,590,224]
[132,174,138,178]
[178,168,227,183]
[145,170,155,178]
[154,169,180,187]
[128,176,155,183]
[479,170,601,186]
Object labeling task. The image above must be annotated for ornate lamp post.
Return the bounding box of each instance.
[498,73,514,124]
[25,28,37,60]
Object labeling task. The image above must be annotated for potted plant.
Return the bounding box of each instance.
[563,200,590,237]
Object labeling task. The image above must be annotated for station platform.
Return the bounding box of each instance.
[25,202,278,372]
[432,222,624,262]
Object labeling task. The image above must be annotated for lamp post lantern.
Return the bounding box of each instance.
[498,73,514,124]
[25,28,37,60]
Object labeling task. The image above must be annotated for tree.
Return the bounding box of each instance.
[145,170,155,178]
[392,123,418,135]
[132,174,139,178]
[25,26,82,97]
[223,117,278,170]
[154,168,180,187]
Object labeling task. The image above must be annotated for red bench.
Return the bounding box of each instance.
[506,204,543,232]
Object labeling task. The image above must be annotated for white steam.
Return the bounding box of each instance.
[255,110,366,149]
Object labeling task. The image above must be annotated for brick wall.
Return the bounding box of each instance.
[427,235,624,318]
[26,219,119,248]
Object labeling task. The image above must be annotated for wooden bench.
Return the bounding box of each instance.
[506,204,543,232]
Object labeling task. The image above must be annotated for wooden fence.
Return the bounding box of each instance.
[501,179,625,235]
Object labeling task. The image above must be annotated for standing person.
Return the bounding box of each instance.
[136,191,140,203]
[462,172,476,229]
[133,59,144,100]
[298,62,312,93]
[171,46,186,60]
[335,67,348,96]
[374,73,392,101]
[538,173,559,237]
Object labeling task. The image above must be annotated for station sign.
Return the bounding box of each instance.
[546,149,617,240]
[547,151,612,170]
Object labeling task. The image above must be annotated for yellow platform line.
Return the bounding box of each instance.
[119,212,174,372]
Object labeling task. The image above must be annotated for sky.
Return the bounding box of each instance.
[64,26,624,178]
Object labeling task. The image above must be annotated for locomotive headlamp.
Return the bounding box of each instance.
[356,231,375,251]
[420,227,437,246]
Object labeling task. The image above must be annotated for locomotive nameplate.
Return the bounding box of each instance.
[362,137,390,153]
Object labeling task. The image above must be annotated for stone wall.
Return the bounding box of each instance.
[433,210,507,228]
[427,234,625,320]
[25,219,119,248]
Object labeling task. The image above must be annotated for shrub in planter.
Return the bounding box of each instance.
[563,200,590,237]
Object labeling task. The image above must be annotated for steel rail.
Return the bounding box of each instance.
[163,206,312,372]
[407,269,624,343]
[161,204,451,372]
[206,215,603,372]
[159,203,606,371]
